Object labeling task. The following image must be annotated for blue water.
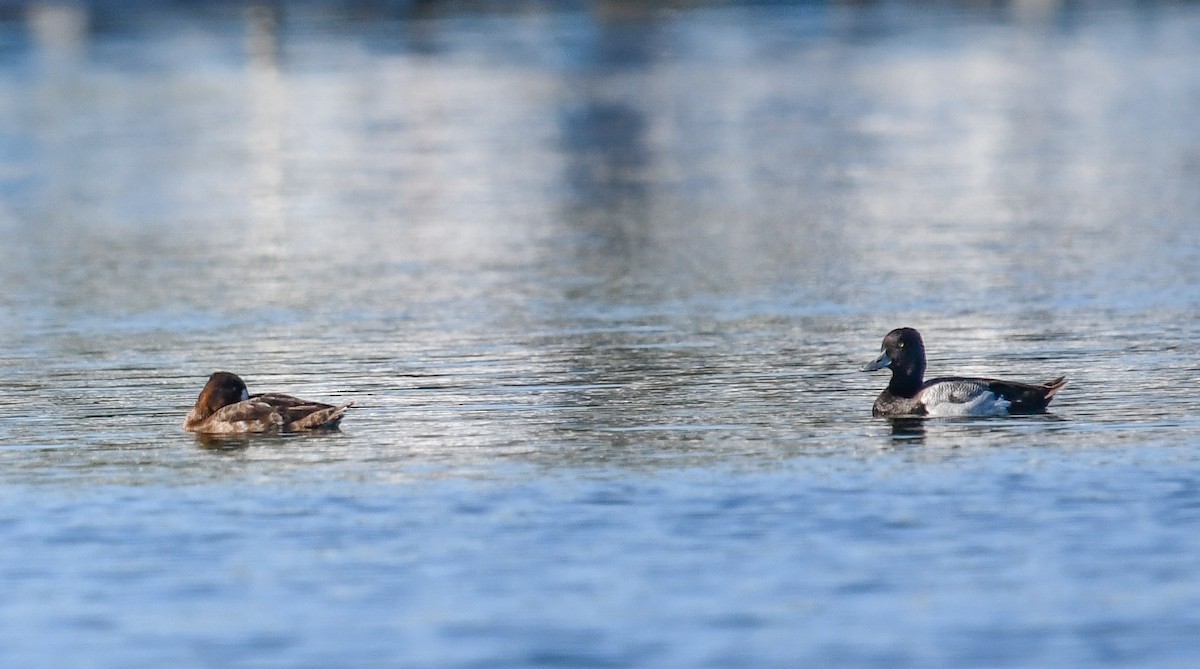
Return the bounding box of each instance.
[2,1,1200,667]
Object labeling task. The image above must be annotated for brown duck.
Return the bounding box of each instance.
[184,371,352,434]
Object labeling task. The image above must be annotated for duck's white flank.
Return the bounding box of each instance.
[918,380,1012,417]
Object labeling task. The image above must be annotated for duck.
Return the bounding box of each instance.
[184,371,352,434]
[861,328,1067,418]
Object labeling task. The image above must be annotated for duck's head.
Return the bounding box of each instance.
[862,327,926,382]
[192,371,251,419]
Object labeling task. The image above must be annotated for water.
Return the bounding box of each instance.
[2,1,1200,666]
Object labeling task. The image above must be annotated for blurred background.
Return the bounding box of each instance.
[2,1,1200,667]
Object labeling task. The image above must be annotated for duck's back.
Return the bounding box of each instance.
[252,393,352,430]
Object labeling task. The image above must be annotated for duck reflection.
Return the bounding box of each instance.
[888,417,926,444]
[194,433,255,451]
[193,430,346,452]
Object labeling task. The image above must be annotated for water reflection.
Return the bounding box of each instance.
[246,4,287,245]
[28,3,88,60]
[557,12,661,293]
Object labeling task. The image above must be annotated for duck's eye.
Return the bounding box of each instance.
[898,342,905,348]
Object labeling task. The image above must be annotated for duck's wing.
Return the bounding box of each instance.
[253,393,353,430]
[917,378,1006,416]
[920,375,1066,415]
[912,375,1067,418]
[193,399,285,433]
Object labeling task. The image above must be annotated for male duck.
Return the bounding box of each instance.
[862,328,1067,417]
[184,371,352,434]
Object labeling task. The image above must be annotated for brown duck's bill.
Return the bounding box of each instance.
[862,350,891,372]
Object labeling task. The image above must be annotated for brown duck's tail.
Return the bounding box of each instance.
[291,402,354,430]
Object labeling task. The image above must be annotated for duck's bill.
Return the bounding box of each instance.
[861,351,891,372]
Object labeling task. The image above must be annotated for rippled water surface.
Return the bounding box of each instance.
[3,1,1200,666]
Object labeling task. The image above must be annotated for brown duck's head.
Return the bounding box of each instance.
[192,371,250,420]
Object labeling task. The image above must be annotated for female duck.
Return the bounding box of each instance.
[862,328,1066,417]
[184,371,352,434]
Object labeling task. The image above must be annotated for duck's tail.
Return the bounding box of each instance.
[292,402,354,430]
[1042,376,1068,399]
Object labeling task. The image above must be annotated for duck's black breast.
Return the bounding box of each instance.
[872,390,928,417]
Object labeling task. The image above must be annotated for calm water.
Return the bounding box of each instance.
[2,1,1200,666]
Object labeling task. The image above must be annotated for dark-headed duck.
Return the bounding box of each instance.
[862,328,1067,418]
[184,371,352,434]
